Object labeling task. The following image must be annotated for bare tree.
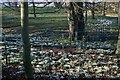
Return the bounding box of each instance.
[91,2,95,19]
[32,0,36,17]
[85,2,88,23]
[66,1,85,41]
[75,2,85,40]
[103,2,106,16]
[66,2,75,41]
[20,0,34,79]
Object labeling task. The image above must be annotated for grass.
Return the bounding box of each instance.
[28,7,66,14]
[2,6,68,31]
[28,13,68,30]
[1,6,119,48]
[2,6,119,36]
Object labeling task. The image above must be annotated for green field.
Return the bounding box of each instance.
[2,6,119,38]
[2,7,68,31]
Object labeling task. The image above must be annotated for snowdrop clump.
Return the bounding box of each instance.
[97,19,113,26]
[28,49,119,78]
[87,18,113,28]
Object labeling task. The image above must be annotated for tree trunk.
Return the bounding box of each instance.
[66,2,85,41]
[14,0,18,8]
[103,2,106,16]
[7,0,11,6]
[3,34,8,65]
[116,1,120,69]
[91,2,95,19]
[54,2,62,8]
[85,2,88,23]
[20,0,34,80]
[15,2,17,7]
[76,2,85,40]
[32,0,36,18]
[66,2,75,41]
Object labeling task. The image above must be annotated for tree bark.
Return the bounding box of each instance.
[103,2,106,16]
[75,2,85,40]
[91,2,95,19]
[7,0,11,6]
[15,2,17,7]
[66,2,85,41]
[54,2,63,8]
[20,0,34,80]
[66,2,75,41]
[14,0,18,8]
[32,0,36,18]
[85,2,88,23]
[116,1,120,69]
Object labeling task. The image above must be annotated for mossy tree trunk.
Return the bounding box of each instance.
[20,0,34,80]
